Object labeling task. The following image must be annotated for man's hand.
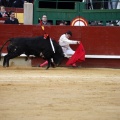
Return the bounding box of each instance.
[77,41,80,44]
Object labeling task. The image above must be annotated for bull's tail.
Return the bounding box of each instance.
[0,39,11,60]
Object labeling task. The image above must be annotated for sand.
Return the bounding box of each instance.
[0,66,120,120]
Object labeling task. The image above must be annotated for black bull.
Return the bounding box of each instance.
[0,36,64,69]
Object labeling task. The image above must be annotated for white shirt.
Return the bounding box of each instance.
[59,34,78,58]
[59,34,78,47]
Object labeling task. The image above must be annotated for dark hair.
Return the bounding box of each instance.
[59,20,65,24]
[66,30,72,36]
[9,11,15,15]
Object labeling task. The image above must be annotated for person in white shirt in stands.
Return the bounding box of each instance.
[59,30,80,58]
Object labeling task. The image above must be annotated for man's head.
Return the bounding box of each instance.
[42,15,47,22]
[0,6,6,13]
[59,20,66,26]
[65,30,72,39]
[9,11,15,19]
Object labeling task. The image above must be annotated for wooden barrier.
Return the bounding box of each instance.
[0,17,8,24]
[0,25,120,68]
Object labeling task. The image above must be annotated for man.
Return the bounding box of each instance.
[12,0,24,8]
[41,15,51,25]
[59,20,67,26]
[4,11,19,24]
[0,6,9,17]
[108,0,119,9]
[59,30,80,58]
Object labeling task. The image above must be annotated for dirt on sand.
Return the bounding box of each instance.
[0,66,120,120]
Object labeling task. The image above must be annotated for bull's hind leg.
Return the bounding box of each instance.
[3,54,11,67]
[3,55,7,67]
[3,53,21,67]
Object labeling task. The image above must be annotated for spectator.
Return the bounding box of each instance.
[4,11,19,24]
[0,5,9,17]
[104,0,109,9]
[59,20,67,26]
[40,15,51,25]
[0,0,8,7]
[7,0,15,7]
[27,0,33,3]
[12,0,31,8]
[12,0,24,8]
[117,0,120,9]
[84,0,93,9]
[108,0,119,9]
[92,0,102,9]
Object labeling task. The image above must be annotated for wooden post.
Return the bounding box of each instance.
[24,3,33,25]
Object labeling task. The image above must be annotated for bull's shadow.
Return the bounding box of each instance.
[0,36,64,69]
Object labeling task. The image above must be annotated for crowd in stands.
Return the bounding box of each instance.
[84,0,120,9]
[4,10,19,24]
[0,6,19,24]
[0,0,33,8]
[0,5,8,17]
[0,0,119,26]
[1,0,119,9]
[39,15,67,26]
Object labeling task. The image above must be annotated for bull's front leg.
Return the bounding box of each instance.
[46,59,51,70]
[50,58,56,68]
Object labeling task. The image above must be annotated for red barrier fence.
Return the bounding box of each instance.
[0,25,120,68]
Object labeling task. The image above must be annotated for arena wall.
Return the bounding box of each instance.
[0,25,120,68]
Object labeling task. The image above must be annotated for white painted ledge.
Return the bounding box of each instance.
[85,55,120,59]
[1,53,34,57]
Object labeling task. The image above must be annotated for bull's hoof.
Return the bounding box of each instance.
[3,65,8,68]
[37,64,40,67]
[46,65,50,70]
[25,57,28,61]
[46,67,49,70]
[51,62,56,68]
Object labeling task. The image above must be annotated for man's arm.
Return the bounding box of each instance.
[63,37,79,44]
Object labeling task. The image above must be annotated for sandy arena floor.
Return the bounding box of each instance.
[0,66,120,120]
